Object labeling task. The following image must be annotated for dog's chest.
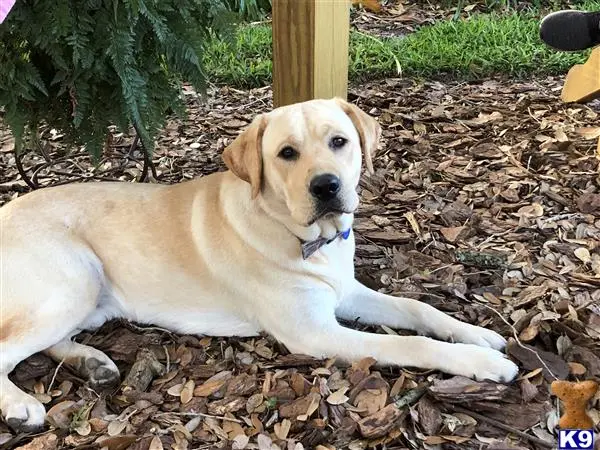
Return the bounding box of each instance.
[302,237,355,300]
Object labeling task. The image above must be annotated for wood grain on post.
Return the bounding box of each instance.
[272,0,350,107]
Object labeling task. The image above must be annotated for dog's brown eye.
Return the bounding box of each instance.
[330,137,347,149]
[278,146,298,161]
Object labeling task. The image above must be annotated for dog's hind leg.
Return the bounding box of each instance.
[0,243,106,432]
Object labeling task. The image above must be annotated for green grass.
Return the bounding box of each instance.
[203,2,600,87]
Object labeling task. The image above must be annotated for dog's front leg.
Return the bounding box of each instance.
[337,279,508,350]
[263,288,518,382]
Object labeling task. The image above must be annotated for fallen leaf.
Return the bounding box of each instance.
[575,127,600,139]
[520,378,538,402]
[568,362,587,376]
[507,340,569,381]
[149,436,164,450]
[440,226,466,243]
[14,434,58,450]
[194,379,227,397]
[74,420,92,436]
[404,211,421,237]
[327,387,349,405]
[46,400,78,429]
[107,420,128,436]
[232,434,250,449]
[167,383,184,397]
[273,419,291,440]
[180,379,195,404]
[574,247,592,264]
[94,435,137,450]
[519,323,540,342]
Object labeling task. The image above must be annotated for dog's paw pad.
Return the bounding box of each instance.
[81,357,120,389]
[90,366,120,388]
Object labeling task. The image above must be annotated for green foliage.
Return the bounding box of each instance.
[204,24,273,86]
[203,7,599,88]
[223,0,271,21]
[0,0,236,158]
[427,0,597,14]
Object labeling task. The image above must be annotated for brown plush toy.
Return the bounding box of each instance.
[551,380,599,429]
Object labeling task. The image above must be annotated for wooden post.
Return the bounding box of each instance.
[272,0,350,108]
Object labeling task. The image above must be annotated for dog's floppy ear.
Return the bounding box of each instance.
[222,114,267,198]
[334,97,381,174]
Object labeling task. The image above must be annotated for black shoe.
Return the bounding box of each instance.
[540,10,600,51]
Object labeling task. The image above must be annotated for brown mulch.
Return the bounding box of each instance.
[1,76,600,450]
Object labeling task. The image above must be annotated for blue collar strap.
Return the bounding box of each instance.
[301,228,351,260]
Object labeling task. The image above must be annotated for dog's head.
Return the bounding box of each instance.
[222,98,381,237]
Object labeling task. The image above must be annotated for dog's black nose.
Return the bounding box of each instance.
[310,174,341,201]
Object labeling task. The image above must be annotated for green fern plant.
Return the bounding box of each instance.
[224,0,271,21]
[0,0,236,159]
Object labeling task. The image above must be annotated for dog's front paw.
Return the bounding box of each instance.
[2,393,46,432]
[451,344,519,383]
[81,357,121,390]
[450,323,507,351]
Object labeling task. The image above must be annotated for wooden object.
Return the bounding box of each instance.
[272,0,350,107]
[561,47,600,103]
[121,348,165,393]
[561,47,600,152]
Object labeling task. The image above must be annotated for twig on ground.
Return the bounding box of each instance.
[447,405,555,449]
[47,359,65,393]
[155,411,244,423]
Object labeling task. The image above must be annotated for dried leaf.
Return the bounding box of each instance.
[568,362,587,376]
[519,323,540,342]
[149,436,164,450]
[14,434,58,450]
[74,420,92,436]
[440,226,467,243]
[404,211,421,237]
[180,379,195,404]
[46,400,78,429]
[574,247,592,263]
[95,435,137,450]
[167,383,184,397]
[575,127,600,139]
[507,340,569,381]
[327,387,349,405]
[273,419,291,440]
[107,420,128,436]
[194,379,226,397]
[232,434,250,449]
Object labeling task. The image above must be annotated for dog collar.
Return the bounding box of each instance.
[301,229,351,260]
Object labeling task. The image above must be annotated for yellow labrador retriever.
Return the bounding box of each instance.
[0,98,518,431]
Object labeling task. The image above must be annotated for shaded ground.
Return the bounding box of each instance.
[1,75,600,450]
